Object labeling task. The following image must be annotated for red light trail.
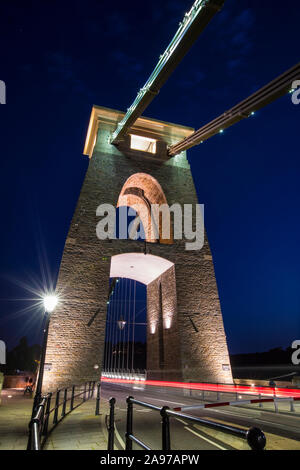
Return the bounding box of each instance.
[101,377,300,398]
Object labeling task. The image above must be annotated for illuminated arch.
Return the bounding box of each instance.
[117,172,173,244]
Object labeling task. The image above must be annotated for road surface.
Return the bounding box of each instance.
[101,381,300,450]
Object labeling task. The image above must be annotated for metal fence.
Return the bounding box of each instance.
[106,395,266,451]
[27,380,98,450]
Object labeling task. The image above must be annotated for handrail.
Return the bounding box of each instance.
[128,434,151,451]
[166,408,247,438]
[112,395,267,451]
[27,380,98,450]
[130,397,161,411]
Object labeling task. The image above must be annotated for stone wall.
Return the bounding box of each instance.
[146,265,181,381]
[3,374,35,389]
[43,106,232,391]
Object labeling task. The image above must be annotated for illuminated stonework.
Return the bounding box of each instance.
[43,105,232,391]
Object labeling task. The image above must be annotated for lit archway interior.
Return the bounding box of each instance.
[103,252,180,381]
[110,253,174,285]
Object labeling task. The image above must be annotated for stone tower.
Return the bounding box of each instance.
[43,105,232,391]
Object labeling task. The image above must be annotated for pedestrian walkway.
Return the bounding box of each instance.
[0,388,33,450]
[0,388,109,451]
[44,398,109,450]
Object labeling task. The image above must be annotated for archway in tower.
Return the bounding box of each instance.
[103,278,147,377]
[102,253,181,381]
[102,173,181,381]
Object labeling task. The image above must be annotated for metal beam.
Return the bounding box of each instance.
[168,62,300,156]
[110,0,225,144]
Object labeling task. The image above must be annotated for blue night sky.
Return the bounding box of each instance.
[0,0,299,354]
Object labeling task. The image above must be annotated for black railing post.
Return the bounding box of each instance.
[27,420,33,450]
[27,381,105,451]
[108,397,116,451]
[53,389,60,425]
[42,393,52,436]
[246,427,266,451]
[70,385,75,410]
[27,398,46,450]
[125,396,134,450]
[95,382,101,415]
[39,400,45,436]
[161,406,171,451]
[61,388,67,417]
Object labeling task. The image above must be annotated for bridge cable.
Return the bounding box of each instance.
[122,279,127,371]
[104,299,109,372]
[127,278,131,371]
[108,281,115,372]
[111,279,117,371]
[117,278,122,371]
[132,280,136,371]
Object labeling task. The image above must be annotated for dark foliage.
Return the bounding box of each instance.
[4,336,41,375]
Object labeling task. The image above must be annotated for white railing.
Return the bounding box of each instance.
[101,370,147,382]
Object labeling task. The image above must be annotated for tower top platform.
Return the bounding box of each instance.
[83,105,194,158]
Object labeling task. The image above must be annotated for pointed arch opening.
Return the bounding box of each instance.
[117,173,173,244]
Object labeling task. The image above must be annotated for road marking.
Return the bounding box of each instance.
[212,408,261,419]
[183,426,227,450]
[146,397,186,406]
[175,418,188,426]
[211,408,300,433]
[114,423,125,450]
[252,418,300,432]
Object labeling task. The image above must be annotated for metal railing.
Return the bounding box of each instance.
[27,380,98,450]
[102,369,147,382]
[181,383,300,413]
[173,395,300,414]
[107,395,266,451]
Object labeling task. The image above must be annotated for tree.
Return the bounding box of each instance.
[5,337,41,374]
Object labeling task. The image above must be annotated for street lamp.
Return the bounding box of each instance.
[32,294,58,414]
[117,316,126,330]
[43,295,58,314]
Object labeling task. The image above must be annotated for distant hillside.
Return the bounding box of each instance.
[230,347,300,380]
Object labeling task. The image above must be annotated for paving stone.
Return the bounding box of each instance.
[0,389,32,450]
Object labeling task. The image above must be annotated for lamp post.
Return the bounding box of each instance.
[32,294,58,413]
